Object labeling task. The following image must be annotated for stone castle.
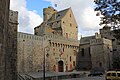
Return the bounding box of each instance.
[17,7,79,73]
[77,26,120,71]
[9,6,120,74]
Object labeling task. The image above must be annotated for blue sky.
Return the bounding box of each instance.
[10,0,102,39]
[26,0,51,17]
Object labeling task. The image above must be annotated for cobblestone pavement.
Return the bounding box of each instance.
[62,76,105,80]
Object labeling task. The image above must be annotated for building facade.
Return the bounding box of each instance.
[0,0,18,80]
[17,7,79,73]
[77,26,120,70]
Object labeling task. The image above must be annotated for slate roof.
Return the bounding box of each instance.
[80,36,95,44]
[48,8,70,22]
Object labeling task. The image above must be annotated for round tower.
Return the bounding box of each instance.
[43,6,57,21]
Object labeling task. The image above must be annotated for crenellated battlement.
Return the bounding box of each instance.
[9,10,18,24]
[90,38,112,46]
[18,32,79,46]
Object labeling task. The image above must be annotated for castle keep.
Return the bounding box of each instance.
[9,6,120,74]
[17,7,79,73]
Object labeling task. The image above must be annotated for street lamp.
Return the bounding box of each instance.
[42,34,50,80]
[43,46,50,80]
[43,47,45,80]
[41,34,45,80]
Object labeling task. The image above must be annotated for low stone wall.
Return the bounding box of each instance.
[18,71,86,80]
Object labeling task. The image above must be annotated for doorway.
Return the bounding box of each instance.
[58,60,64,72]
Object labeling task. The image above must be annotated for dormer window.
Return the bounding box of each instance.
[70,14,71,17]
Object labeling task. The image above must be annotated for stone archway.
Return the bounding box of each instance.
[58,60,64,72]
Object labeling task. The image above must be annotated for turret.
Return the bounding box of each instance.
[43,6,57,21]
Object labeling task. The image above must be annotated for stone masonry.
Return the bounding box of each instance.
[17,7,79,73]
[0,0,18,80]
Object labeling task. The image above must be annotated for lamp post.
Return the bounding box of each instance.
[42,34,50,80]
[43,46,50,80]
[43,47,45,80]
[41,35,45,80]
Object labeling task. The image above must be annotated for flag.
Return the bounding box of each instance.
[96,12,100,16]
[55,4,57,7]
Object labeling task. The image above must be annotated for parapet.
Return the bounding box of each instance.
[9,10,18,24]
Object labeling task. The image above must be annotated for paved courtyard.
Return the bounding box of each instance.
[62,76,105,80]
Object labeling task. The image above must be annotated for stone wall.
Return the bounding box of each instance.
[17,32,79,73]
[90,38,112,70]
[76,43,92,70]
[0,1,17,80]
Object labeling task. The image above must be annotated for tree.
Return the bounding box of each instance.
[112,57,120,69]
[94,0,120,39]
[94,0,120,69]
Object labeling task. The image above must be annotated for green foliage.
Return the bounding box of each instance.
[94,0,120,39]
[112,57,120,69]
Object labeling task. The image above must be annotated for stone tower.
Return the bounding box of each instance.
[0,0,18,80]
[35,7,78,39]
[90,38,113,70]
[43,6,57,21]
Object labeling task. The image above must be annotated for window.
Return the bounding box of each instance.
[52,32,55,34]
[73,61,75,66]
[99,62,102,67]
[57,14,60,17]
[104,37,107,39]
[63,47,64,52]
[81,48,84,56]
[70,56,71,62]
[113,49,117,51]
[70,14,71,17]
[70,23,72,27]
[112,39,115,41]
[89,48,91,56]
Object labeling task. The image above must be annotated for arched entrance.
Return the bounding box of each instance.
[58,60,64,72]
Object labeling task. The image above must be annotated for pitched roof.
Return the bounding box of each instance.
[48,8,70,22]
